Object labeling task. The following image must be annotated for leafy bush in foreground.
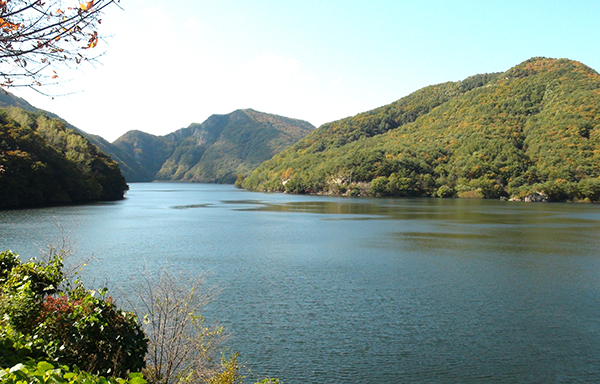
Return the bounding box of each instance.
[0,250,147,377]
[0,360,147,384]
[0,249,279,384]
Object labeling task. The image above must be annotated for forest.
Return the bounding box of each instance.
[239,58,600,202]
[0,107,128,209]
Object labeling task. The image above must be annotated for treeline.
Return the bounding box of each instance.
[0,107,128,209]
[239,58,600,202]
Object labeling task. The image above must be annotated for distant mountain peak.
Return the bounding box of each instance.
[114,109,315,183]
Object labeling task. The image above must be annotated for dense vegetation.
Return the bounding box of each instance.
[0,249,280,384]
[114,109,315,183]
[0,91,149,182]
[0,249,147,382]
[239,58,600,202]
[0,107,128,209]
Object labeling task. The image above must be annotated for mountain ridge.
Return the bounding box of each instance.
[239,57,600,202]
[114,108,315,183]
[0,91,315,183]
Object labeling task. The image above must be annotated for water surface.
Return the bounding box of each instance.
[2,183,600,383]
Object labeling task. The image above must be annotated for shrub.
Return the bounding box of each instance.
[133,271,223,384]
[35,289,148,377]
[369,176,390,196]
[0,250,147,378]
[436,185,454,198]
[0,360,147,384]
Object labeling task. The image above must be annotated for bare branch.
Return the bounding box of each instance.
[0,0,120,91]
[130,269,225,384]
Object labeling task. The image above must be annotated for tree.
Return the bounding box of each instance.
[0,0,120,92]
[133,271,224,384]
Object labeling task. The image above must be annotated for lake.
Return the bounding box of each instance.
[2,183,600,383]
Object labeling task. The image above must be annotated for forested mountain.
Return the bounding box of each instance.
[0,90,148,181]
[114,109,316,183]
[239,58,600,202]
[0,107,128,209]
[112,130,177,181]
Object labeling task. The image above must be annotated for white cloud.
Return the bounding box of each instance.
[184,17,200,32]
[330,76,343,86]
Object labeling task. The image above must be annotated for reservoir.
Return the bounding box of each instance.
[2,183,600,383]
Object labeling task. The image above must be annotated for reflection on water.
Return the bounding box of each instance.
[170,204,212,209]
[2,183,600,383]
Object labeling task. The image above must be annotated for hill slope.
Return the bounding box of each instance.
[114,109,316,183]
[0,107,128,209]
[240,58,600,202]
[0,91,148,181]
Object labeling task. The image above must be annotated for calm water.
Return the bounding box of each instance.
[2,183,600,383]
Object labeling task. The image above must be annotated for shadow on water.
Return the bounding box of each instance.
[221,197,600,224]
[219,197,600,258]
[170,204,212,209]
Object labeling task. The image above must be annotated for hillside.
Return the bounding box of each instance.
[0,90,148,181]
[0,107,128,209]
[240,58,600,202]
[114,109,316,184]
[112,130,176,181]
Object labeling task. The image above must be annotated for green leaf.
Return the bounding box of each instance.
[128,372,147,384]
[9,363,26,373]
[37,361,55,372]
[129,376,147,384]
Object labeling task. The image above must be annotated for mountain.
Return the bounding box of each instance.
[239,58,600,202]
[114,109,316,184]
[0,90,148,181]
[111,130,176,181]
[0,107,128,209]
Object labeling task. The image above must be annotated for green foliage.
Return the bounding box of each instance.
[0,108,128,209]
[205,354,279,384]
[0,360,147,384]
[436,185,454,198]
[241,58,600,202]
[0,250,147,378]
[35,291,148,377]
[0,90,149,184]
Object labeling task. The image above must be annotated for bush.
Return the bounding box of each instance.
[133,271,224,384]
[1,249,278,384]
[0,360,147,384]
[0,250,147,378]
[436,185,454,198]
[36,289,148,377]
[369,176,390,196]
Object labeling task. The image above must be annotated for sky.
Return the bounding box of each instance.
[11,0,600,142]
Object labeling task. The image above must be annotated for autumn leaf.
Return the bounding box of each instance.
[0,18,21,32]
[84,31,98,49]
[80,1,94,11]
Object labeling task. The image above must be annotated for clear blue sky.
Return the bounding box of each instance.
[14,0,600,141]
